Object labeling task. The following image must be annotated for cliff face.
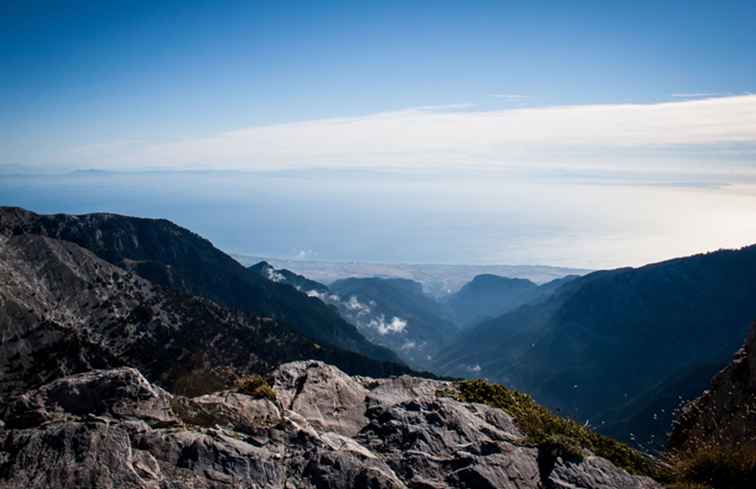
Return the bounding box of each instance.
[0,361,661,489]
[669,321,756,452]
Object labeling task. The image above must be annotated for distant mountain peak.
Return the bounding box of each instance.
[250,260,273,270]
[444,273,562,328]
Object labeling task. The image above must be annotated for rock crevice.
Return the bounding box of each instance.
[0,361,661,489]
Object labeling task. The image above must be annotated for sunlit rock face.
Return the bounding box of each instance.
[0,361,660,489]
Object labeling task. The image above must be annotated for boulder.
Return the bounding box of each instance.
[3,367,175,429]
[0,361,663,489]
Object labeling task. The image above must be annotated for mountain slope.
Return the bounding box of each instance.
[444,273,577,327]
[0,207,399,365]
[435,245,756,447]
[669,321,756,452]
[662,322,756,489]
[0,233,414,399]
[248,260,330,293]
[327,277,459,369]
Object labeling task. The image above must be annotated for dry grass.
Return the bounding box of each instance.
[236,374,277,401]
[444,379,664,479]
[665,444,756,489]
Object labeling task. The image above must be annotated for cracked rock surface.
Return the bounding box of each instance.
[0,361,660,489]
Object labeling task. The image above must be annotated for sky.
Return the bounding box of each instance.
[1,1,756,267]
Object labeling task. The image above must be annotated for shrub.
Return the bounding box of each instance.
[445,379,663,479]
[237,375,277,401]
[666,445,756,489]
[539,433,585,461]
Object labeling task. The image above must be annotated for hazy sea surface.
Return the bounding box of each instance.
[2,169,756,270]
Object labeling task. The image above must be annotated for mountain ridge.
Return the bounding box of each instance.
[232,252,590,297]
[435,243,756,447]
[0,233,416,400]
[444,273,578,327]
[0,206,401,366]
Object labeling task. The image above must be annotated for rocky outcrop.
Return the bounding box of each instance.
[669,321,756,452]
[0,361,661,489]
[3,367,174,429]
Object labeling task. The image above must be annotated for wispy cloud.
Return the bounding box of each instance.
[52,94,756,172]
[670,92,729,98]
[294,249,316,260]
[344,296,372,317]
[368,315,408,335]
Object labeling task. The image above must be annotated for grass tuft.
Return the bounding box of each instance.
[445,379,663,479]
[665,445,756,489]
[237,374,277,401]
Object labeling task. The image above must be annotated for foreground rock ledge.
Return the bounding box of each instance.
[0,361,660,489]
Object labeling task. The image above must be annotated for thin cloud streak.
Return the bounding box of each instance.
[61,95,756,171]
[670,92,730,98]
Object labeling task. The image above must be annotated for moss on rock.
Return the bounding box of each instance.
[444,379,664,480]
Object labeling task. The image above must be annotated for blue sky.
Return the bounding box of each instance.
[2,0,756,171]
[2,1,756,267]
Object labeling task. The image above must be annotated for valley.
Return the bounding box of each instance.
[4,3,755,487]
[1,206,754,489]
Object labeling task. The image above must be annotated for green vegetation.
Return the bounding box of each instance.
[444,379,756,489]
[237,374,277,401]
[665,445,756,489]
[444,379,664,479]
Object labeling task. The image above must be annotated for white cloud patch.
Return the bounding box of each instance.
[400,340,417,351]
[368,315,408,335]
[466,364,482,373]
[265,267,285,283]
[61,95,756,172]
[305,289,341,303]
[305,290,405,336]
[345,296,371,316]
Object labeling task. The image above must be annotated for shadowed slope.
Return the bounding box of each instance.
[0,207,400,365]
[0,234,415,399]
[436,245,756,447]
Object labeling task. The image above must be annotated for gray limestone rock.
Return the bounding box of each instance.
[0,360,662,489]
